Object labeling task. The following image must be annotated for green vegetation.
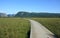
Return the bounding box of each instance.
[0,18,60,38]
[15,11,60,18]
[32,18,60,38]
[0,18,30,38]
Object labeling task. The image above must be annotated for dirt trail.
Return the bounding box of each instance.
[29,20,56,38]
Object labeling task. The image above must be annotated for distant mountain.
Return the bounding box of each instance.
[8,14,15,17]
[0,13,7,17]
[15,11,60,18]
[15,11,30,17]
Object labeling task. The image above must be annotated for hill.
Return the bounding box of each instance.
[15,11,60,18]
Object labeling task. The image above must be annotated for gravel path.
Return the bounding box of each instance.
[29,20,56,38]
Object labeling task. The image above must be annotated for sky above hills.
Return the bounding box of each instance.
[0,0,60,14]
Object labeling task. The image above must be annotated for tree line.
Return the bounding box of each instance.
[15,11,60,18]
[0,11,60,18]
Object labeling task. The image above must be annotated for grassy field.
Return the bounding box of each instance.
[0,18,30,38]
[32,18,60,38]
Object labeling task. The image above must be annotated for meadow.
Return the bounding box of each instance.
[0,18,30,38]
[0,18,60,38]
[32,18,60,38]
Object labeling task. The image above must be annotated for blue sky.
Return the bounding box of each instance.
[0,0,60,14]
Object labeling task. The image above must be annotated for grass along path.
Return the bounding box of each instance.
[32,18,60,38]
[0,18,30,38]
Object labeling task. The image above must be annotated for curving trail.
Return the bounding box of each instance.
[29,20,56,38]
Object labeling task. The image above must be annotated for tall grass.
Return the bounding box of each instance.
[32,18,60,38]
[0,18,30,38]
